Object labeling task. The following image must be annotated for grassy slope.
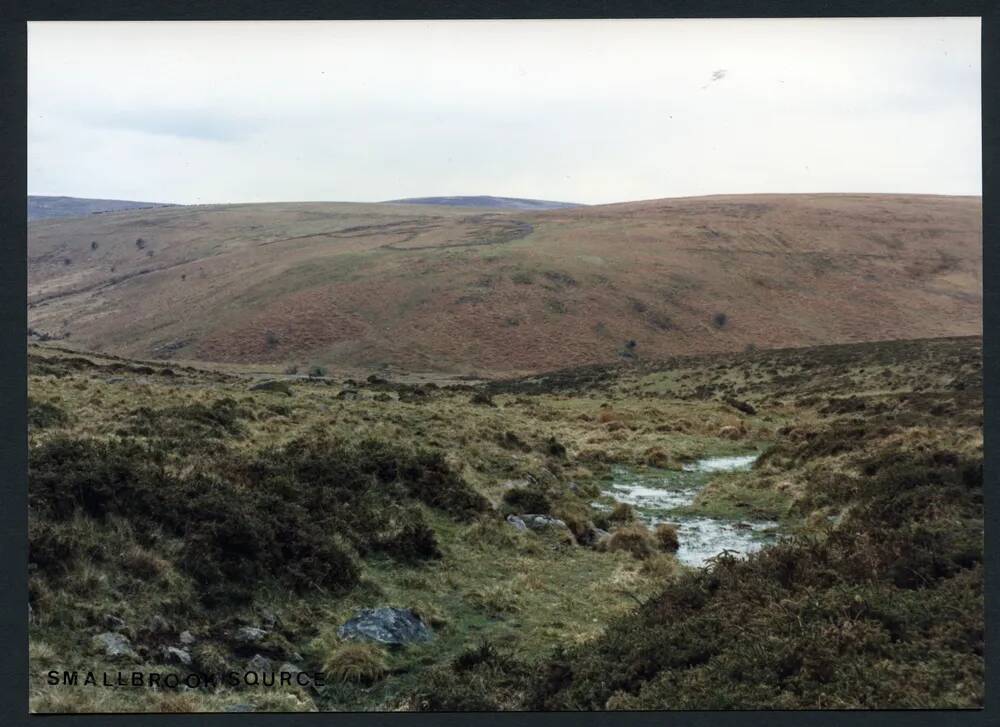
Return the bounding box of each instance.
[27,335,982,711]
[28,194,981,374]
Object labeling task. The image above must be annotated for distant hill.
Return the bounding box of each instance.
[26,194,982,375]
[28,195,177,221]
[384,195,583,210]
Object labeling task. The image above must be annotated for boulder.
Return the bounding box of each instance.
[234,626,269,644]
[179,630,196,646]
[247,654,273,672]
[506,514,528,531]
[148,615,171,634]
[92,632,138,660]
[519,514,568,531]
[250,380,293,395]
[162,646,192,666]
[337,607,433,646]
[102,613,126,631]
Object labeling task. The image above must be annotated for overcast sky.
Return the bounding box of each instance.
[28,18,981,205]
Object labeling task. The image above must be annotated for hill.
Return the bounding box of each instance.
[384,195,583,210]
[26,193,982,374]
[28,195,177,221]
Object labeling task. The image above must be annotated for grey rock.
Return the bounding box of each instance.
[148,615,171,634]
[337,607,433,646]
[103,614,126,631]
[179,630,196,645]
[578,527,610,547]
[259,608,279,629]
[279,662,301,676]
[105,377,125,384]
[162,646,192,666]
[92,632,138,660]
[247,654,273,672]
[337,389,360,400]
[519,514,568,531]
[250,380,292,395]
[506,514,528,531]
[234,626,268,644]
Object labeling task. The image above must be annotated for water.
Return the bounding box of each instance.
[601,454,779,567]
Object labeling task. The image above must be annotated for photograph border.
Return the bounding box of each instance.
[2,1,995,724]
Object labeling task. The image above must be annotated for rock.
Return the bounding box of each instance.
[104,377,125,384]
[162,646,192,666]
[179,630,196,645]
[337,607,433,646]
[279,662,301,676]
[148,615,171,634]
[103,614,126,631]
[250,379,292,395]
[519,514,568,531]
[723,396,757,415]
[234,626,269,644]
[718,425,744,440]
[498,478,530,491]
[337,389,360,400]
[259,608,279,629]
[92,632,138,660]
[577,527,610,547]
[469,391,495,407]
[224,704,255,713]
[247,654,273,672]
[506,514,528,531]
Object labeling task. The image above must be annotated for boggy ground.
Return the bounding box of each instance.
[27,335,983,711]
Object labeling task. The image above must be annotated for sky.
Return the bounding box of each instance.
[28,18,981,206]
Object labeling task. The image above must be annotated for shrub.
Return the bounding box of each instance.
[28,398,69,430]
[323,643,387,684]
[654,523,680,552]
[502,486,551,515]
[713,312,728,328]
[603,523,657,559]
[609,501,636,524]
[308,365,327,378]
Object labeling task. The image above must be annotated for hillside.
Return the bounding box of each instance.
[27,335,983,711]
[27,195,177,221]
[27,194,982,375]
[384,196,583,210]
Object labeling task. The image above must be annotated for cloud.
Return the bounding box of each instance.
[28,18,981,204]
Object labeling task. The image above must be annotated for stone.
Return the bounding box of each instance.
[519,514,568,531]
[103,614,126,631]
[234,626,268,644]
[162,646,192,666]
[179,630,196,645]
[250,379,293,395]
[148,615,171,634]
[259,608,279,629]
[247,654,273,672]
[337,607,433,646]
[506,514,528,531]
[92,632,138,660]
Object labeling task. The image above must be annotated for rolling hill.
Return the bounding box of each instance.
[26,193,982,375]
[28,195,177,221]
[384,195,584,210]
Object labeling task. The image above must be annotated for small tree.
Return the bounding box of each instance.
[135,238,146,249]
[90,241,99,250]
[713,312,728,328]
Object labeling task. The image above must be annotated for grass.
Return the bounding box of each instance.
[26,334,983,711]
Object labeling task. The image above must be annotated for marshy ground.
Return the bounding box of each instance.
[27,335,983,711]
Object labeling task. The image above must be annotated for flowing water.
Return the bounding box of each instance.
[600,454,779,567]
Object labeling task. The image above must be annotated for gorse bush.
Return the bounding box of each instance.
[29,432,487,605]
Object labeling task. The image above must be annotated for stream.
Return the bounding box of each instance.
[601,454,779,567]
